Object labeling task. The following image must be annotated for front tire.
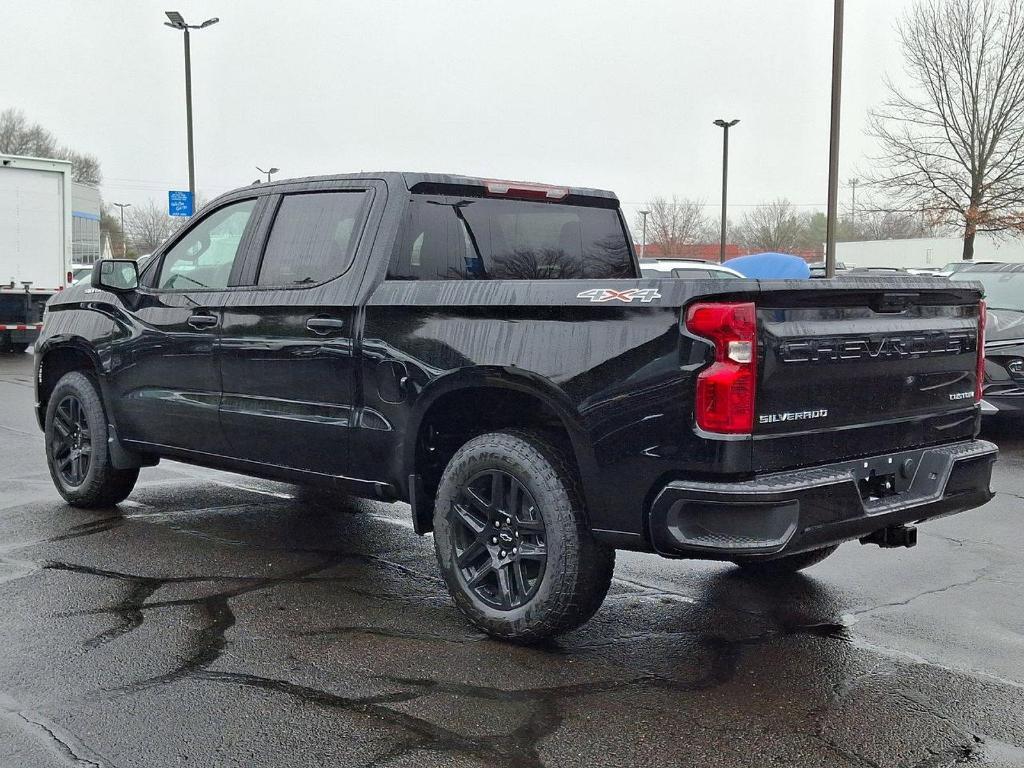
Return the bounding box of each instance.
[44,371,139,508]
[433,430,614,642]
[732,544,839,576]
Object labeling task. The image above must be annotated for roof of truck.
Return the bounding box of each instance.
[230,172,619,201]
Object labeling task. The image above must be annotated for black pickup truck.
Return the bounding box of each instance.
[34,173,996,641]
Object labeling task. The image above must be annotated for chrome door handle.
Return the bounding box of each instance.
[187,313,218,329]
[305,317,345,335]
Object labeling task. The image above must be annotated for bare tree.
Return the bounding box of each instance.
[635,196,711,256]
[125,200,179,254]
[0,107,102,184]
[850,208,931,241]
[867,0,1024,260]
[735,199,805,252]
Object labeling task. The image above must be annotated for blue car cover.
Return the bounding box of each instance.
[723,252,811,280]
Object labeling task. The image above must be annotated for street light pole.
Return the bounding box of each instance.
[256,166,280,183]
[183,26,194,199]
[639,209,650,260]
[849,177,858,223]
[165,12,220,204]
[825,0,845,278]
[713,119,739,264]
[113,202,131,257]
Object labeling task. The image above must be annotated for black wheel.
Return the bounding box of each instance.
[433,430,615,642]
[45,371,139,508]
[732,544,839,576]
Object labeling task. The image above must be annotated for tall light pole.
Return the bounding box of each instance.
[256,166,280,183]
[849,177,858,223]
[112,202,131,257]
[825,0,845,277]
[164,11,220,203]
[639,209,651,260]
[713,119,739,263]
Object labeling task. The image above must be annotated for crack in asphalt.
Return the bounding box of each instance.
[14,712,105,768]
[0,692,109,768]
[17,521,1022,767]
[35,554,866,767]
[847,570,991,619]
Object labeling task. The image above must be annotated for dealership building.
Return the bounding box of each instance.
[71,182,101,264]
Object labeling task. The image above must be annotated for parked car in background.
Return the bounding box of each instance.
[906,267,944,277]
[843,266,909,276]
[70,265,93,283]
[950,263,1024,416]
[638,259,743,278]
[936,260,1003,277]
[808,261,847,278]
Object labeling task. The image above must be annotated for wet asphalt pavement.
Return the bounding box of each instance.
[1,353,1023,768]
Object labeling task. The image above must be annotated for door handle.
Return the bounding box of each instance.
[306,317,345,335]
[187,313,218,329]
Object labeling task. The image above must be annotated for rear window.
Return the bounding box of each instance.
[388,196,633,280]
[257,191,369,287]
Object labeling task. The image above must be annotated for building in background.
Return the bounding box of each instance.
[835,235,1024,269]
[70,182,100,264]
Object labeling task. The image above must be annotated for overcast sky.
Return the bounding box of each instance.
[6,0,919,227]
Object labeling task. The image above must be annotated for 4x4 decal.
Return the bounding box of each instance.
[576,288,662,303]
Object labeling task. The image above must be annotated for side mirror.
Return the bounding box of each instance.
[92,259,139,292]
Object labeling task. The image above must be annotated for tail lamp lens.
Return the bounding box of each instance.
[685,302,757,434]
[976,300,986,402]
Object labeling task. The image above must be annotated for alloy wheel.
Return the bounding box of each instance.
[448,469,548,610]
[51,395,92,487]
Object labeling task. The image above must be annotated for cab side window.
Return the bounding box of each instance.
[256,191,370,287]
[157,199,257,290]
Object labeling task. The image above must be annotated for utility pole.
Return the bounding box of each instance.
[849,177,858,223]
[824,0,845,278]
[713,119,740,263]
[113,202,131,257]
[639,209,650,260]
[256,166,280,183]
[164,12,220,203]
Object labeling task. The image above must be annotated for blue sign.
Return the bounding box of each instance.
[168,190,194,217]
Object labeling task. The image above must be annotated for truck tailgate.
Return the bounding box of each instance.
[752,279,983,471]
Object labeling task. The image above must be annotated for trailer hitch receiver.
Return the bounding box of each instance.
[860,524,917,549]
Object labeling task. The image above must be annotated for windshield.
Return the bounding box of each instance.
[950,271,1024,310]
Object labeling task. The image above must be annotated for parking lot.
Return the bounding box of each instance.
[0,351,1022,768]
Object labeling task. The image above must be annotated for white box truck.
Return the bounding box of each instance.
[0,154,73,353]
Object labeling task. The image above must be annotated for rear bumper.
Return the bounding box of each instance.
[648,439,997,560]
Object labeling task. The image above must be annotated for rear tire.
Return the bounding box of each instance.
[44,371,139,508]
[732,544,839,576]
[433,430,615,642]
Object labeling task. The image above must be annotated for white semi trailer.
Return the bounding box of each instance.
[0,154,73,352]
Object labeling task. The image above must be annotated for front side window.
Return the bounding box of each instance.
[388,196,633,280]
[157,199,257,290]
[256,191,369,287]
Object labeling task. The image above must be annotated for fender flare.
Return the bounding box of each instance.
[403,366,596,532]
[37,336,155,470]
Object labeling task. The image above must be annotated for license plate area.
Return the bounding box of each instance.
[852,451,921,501]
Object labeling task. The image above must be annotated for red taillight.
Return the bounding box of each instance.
[685,302,757,434]
[976,299,986,402]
